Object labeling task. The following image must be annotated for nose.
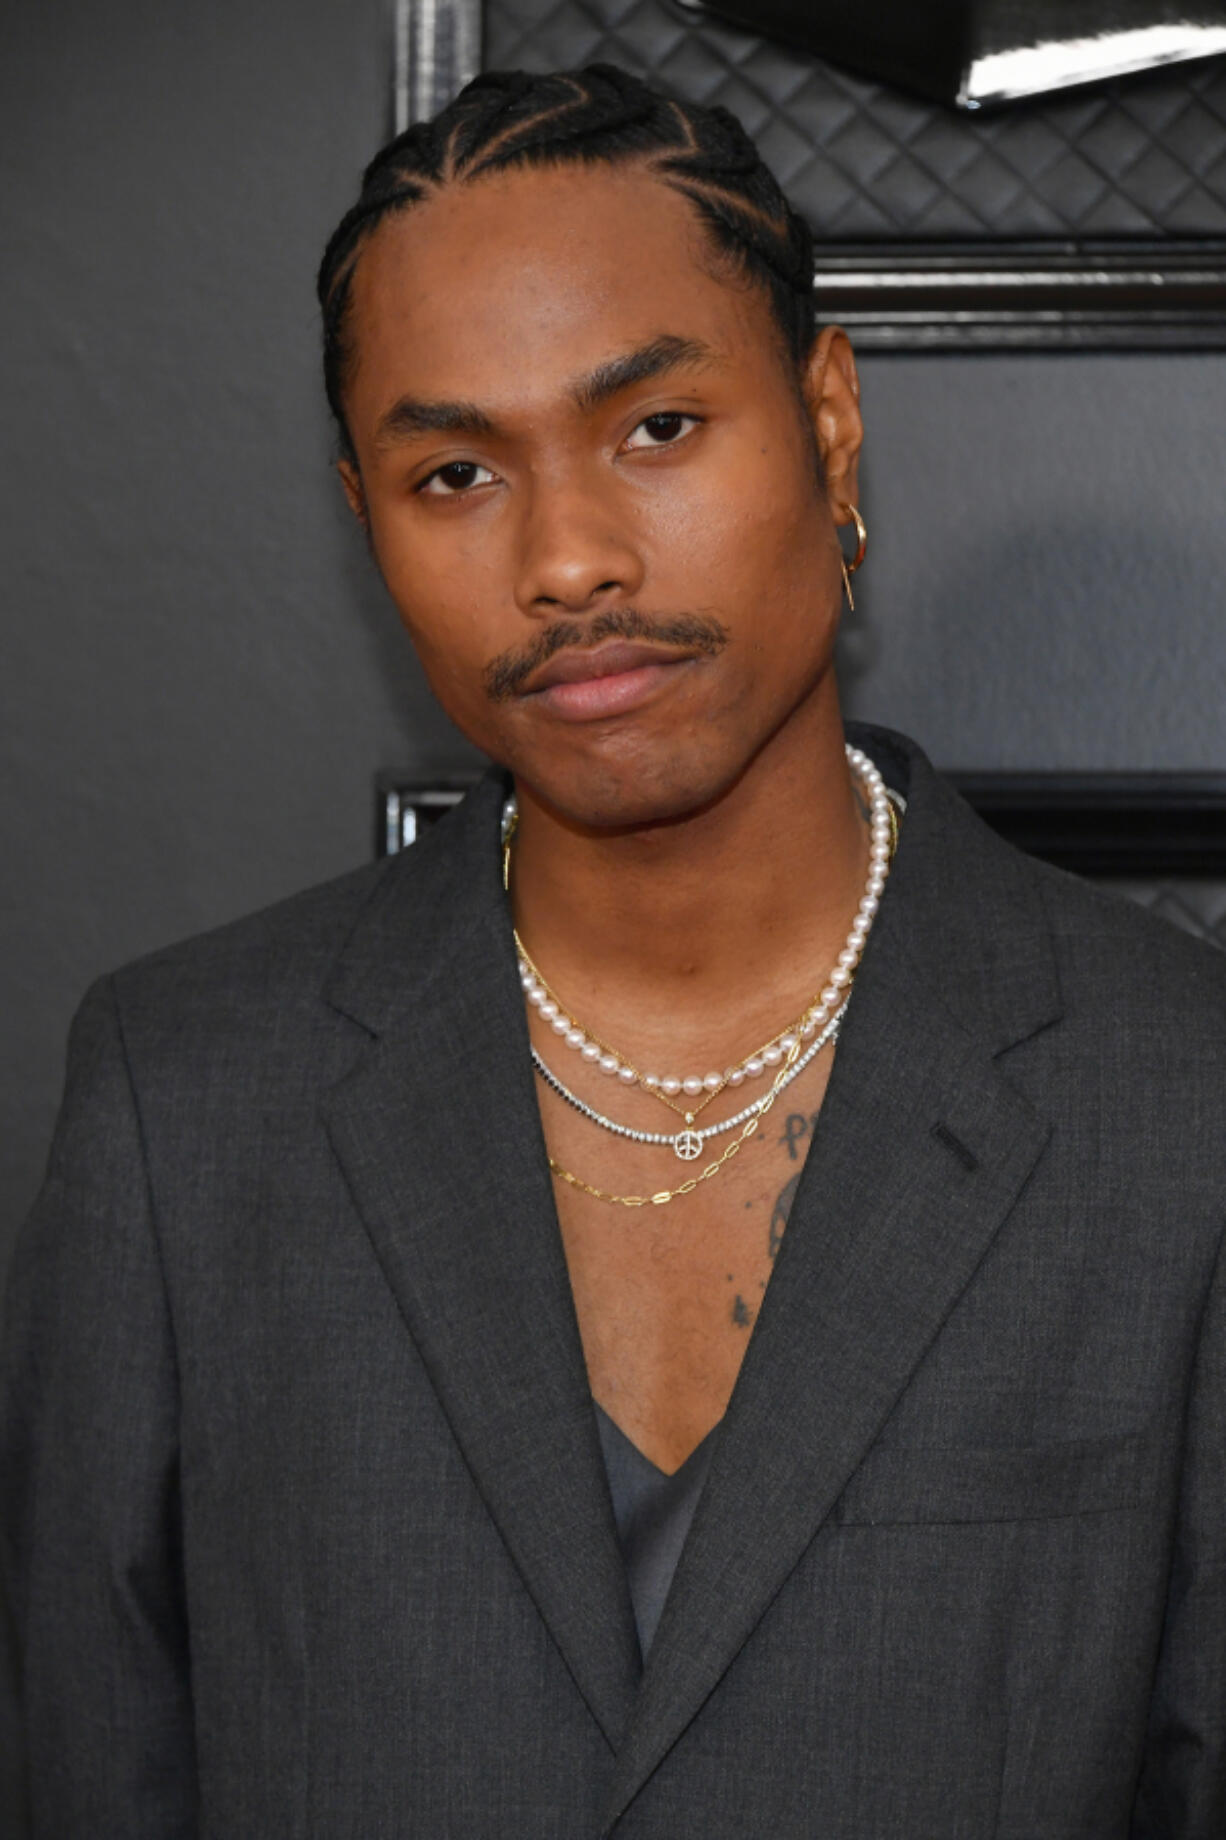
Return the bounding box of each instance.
[512,470,645,617]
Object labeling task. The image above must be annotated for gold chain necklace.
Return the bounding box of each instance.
[547,1028,806,1208]
[502,777,897,1136]
[504,756,899,1208]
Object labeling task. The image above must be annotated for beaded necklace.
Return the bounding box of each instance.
[504,743,897,1206]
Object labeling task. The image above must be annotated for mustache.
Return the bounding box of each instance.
[483,607,729,703]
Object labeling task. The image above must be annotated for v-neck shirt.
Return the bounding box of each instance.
[594,1402,721,1663]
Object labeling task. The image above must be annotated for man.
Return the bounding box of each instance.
[3,63,1225,1837]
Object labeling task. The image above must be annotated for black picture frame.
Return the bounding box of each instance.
[812,239,1226,353]
[947,774,1226,875]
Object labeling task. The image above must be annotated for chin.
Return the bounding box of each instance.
[516,736,748,835]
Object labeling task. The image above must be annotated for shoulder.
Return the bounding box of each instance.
[971,840,1226,1177]
[67,857,403,1120]
[859,720,1226,1047]
[105,765,504,1022]
[1028,852,1226,1034]
[107,854,397,1028]
[86,767,508,1112]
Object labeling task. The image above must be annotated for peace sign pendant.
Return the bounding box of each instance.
[674,1130,704,1161]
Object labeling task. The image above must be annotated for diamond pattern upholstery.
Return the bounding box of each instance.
[485,0,1226,238]
[1102,877,1226,947]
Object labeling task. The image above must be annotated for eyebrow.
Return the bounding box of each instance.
[371,334,722,449]
[570,334,721,413]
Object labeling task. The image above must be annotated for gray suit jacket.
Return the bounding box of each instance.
[3,726,1225,1838]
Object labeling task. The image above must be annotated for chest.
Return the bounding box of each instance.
[538,1050,835,1471]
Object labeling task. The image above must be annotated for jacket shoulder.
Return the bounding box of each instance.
[71,770,508,1115]
[1027,852,1226,1023]
[85,852,422,1120]
[108,854,398,1024]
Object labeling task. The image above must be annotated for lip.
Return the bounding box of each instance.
[522,640,697,721]
[518,639,695,720]
[524,640,692,694]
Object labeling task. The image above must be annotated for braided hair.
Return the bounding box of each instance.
[316,64,817,462]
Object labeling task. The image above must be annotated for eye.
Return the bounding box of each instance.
[418,460,498,496]
[623,412,700,451]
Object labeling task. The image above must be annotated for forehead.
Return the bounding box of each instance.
[343,163,776,422]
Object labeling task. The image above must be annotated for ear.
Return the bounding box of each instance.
[337,458,370,533]
[801,325,863,527]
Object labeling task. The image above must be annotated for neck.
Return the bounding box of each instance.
[508,684,868,1051]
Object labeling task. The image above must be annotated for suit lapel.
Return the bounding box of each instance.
[321,776,640,1750]
[601,735,1062,1826]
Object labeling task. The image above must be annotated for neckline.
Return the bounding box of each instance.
[593,1400,723,1481]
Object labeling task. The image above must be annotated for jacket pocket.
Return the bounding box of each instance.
[832,1429,1156,1526]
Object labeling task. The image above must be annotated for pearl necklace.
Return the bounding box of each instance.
[505,744,894,1134]
[531,1004,844,1160]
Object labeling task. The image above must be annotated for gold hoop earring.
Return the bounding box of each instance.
[838,504,868,611]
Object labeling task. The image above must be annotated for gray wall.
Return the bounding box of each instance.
[2,0,478,1256]
[3,1,1226,1822]
[844,358,1226,771]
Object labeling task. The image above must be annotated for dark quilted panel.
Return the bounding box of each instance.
[484,0,1226,239]
[1101,877,1226,947]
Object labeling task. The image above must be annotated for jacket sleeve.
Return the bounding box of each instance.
[1131,1221,1226,1838]
[0,977,197,1837]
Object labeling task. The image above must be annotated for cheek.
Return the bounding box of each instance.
[371,513,501,686]
[650,432,828,628]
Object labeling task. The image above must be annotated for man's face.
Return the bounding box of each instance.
[340,162,860,828]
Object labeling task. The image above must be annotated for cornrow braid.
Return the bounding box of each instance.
[316,64,817,463]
